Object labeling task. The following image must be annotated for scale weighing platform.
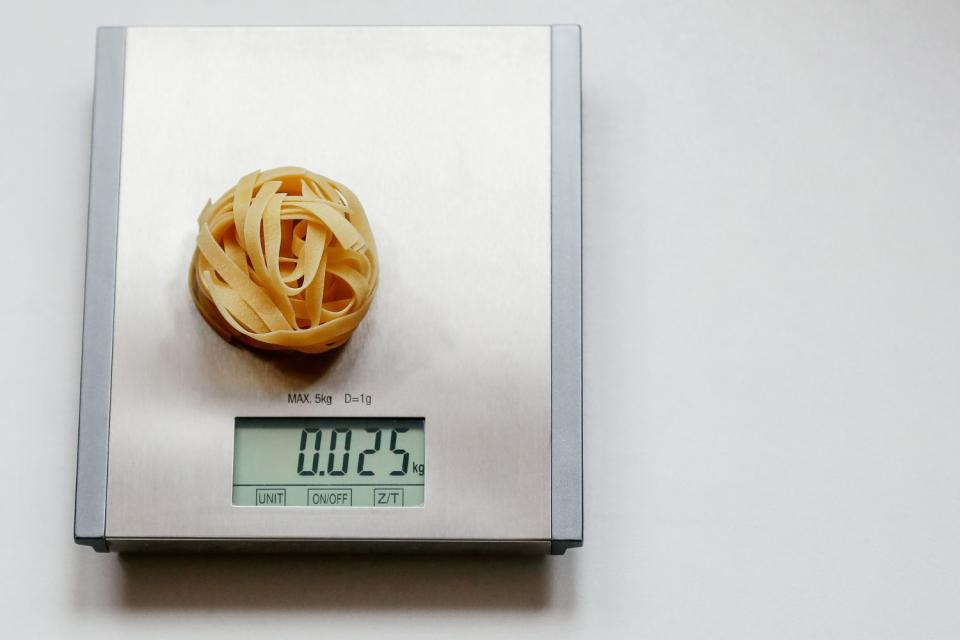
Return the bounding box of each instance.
[74,26,582,554]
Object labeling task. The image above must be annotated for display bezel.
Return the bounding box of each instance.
[232,417,425,508]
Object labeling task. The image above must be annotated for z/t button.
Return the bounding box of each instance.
[373,488,404,507]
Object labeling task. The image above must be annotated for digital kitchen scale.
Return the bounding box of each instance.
[74,25,582,553]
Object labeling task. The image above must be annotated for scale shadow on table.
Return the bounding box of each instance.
[113,552,567,611]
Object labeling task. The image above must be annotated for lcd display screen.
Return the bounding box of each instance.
[233,418,425,507]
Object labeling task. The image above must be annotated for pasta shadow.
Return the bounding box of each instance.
[117,552,552,611]
[247,346,345,387]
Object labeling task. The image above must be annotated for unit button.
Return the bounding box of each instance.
[255,488,286,506]
[307,488,353,507]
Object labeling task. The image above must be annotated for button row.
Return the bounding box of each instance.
[254,487,405,507]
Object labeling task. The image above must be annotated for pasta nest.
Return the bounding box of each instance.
[190,167,378,354]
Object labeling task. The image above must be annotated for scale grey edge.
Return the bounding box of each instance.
[550,24,583,555]
[74,26,126,552]
[107,538,551,554]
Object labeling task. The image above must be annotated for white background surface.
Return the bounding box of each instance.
[2,1,959,638]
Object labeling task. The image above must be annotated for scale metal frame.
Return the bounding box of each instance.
[74,25,582,554]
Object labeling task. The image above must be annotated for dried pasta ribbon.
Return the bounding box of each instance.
[190,167,378,354]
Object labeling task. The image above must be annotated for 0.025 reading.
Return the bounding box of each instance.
[296,427,415,477]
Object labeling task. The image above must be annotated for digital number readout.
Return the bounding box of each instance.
[232,418,425,507]
[294,426,419,477]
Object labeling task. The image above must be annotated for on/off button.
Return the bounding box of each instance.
[307,488,353,506]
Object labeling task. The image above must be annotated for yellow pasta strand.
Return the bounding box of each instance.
[189,168,378,354]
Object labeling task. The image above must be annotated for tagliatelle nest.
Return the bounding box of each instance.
[189,167,378,354]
